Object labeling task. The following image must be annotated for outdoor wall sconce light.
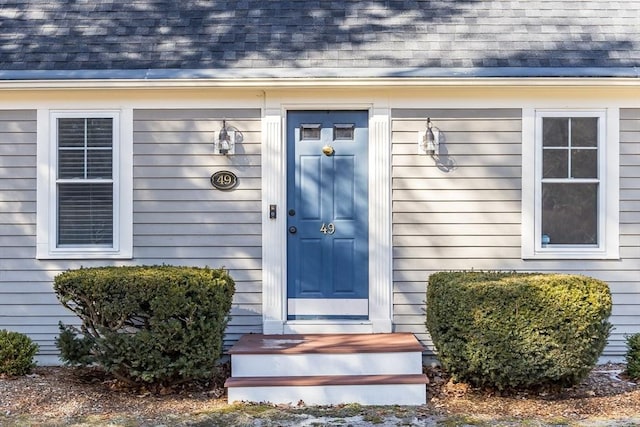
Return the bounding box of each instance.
[215,120,236,155]
[418,118,439,156]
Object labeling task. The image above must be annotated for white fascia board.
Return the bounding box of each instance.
[0,67,638,90]
[0,77,638,90]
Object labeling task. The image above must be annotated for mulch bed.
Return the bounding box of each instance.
[0,363,638,425]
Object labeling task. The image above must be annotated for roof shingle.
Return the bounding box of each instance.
[0,0,638,78]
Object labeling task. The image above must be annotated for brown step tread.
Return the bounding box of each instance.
[228,333,424,355]
[225,374,429,388]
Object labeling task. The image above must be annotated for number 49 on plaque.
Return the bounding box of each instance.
[210,171,238,190]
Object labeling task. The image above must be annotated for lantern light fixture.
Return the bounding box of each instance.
[418,118,439,157]
[215,120,235,155]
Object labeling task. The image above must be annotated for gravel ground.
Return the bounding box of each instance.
[1,364,639,426]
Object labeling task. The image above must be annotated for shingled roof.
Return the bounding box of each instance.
[1,0,639,79]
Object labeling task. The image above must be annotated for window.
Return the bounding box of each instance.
[57,117,114,246]
[300,124,321,140]
[541,116,599,246]
[37,110,133,259]
[522,109,619,259]
[333,124,355,140]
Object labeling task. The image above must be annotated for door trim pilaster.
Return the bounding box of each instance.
[368,112,393,333]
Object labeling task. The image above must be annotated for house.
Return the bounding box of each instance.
[1,0,639,404]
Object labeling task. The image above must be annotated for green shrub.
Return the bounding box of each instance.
[625,333,640,380]
[54,265,235,387]
[0,329,39,376]
[426,271,612,390]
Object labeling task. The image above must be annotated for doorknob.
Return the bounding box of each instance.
[289,226,297,234]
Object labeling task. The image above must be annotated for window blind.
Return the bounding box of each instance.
[57,118,114,246]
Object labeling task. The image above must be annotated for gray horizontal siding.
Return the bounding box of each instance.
[0,108,262,361]
[4,104,639,364]
[391,109,522,353]
[132,109,263,348]
[0,110,74,357]
[392,108,639,359]
[614,108,640,356]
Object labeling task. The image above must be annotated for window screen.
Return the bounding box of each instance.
[541,117,599,246]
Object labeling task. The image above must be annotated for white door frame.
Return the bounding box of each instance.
[261,94,392,334]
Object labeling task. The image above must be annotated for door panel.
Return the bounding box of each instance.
[333,239,355,293]
[300,156,321,219]
[287,110,369,320]
[334,156,356,219]
[299,238,323,295]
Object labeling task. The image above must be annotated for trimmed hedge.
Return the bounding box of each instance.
[625,333,640,380]
[426,271,612,390]
[0,329,39,376]
[54,266,234,387]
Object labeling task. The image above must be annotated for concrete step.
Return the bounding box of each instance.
[225,333,428,405]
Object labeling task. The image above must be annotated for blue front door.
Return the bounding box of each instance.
[287,111,369,320]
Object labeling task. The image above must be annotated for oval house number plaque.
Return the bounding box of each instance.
[211,170,238,190]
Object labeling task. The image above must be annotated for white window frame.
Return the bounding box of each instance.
[36,109,133,259]
[522,108,619,260]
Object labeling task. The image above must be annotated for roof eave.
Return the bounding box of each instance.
[0,67,638,89]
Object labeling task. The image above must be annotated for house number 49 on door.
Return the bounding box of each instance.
[320,223,335,234]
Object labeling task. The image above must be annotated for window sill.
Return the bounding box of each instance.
[522,252,620,260]
[36,249,133,260]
